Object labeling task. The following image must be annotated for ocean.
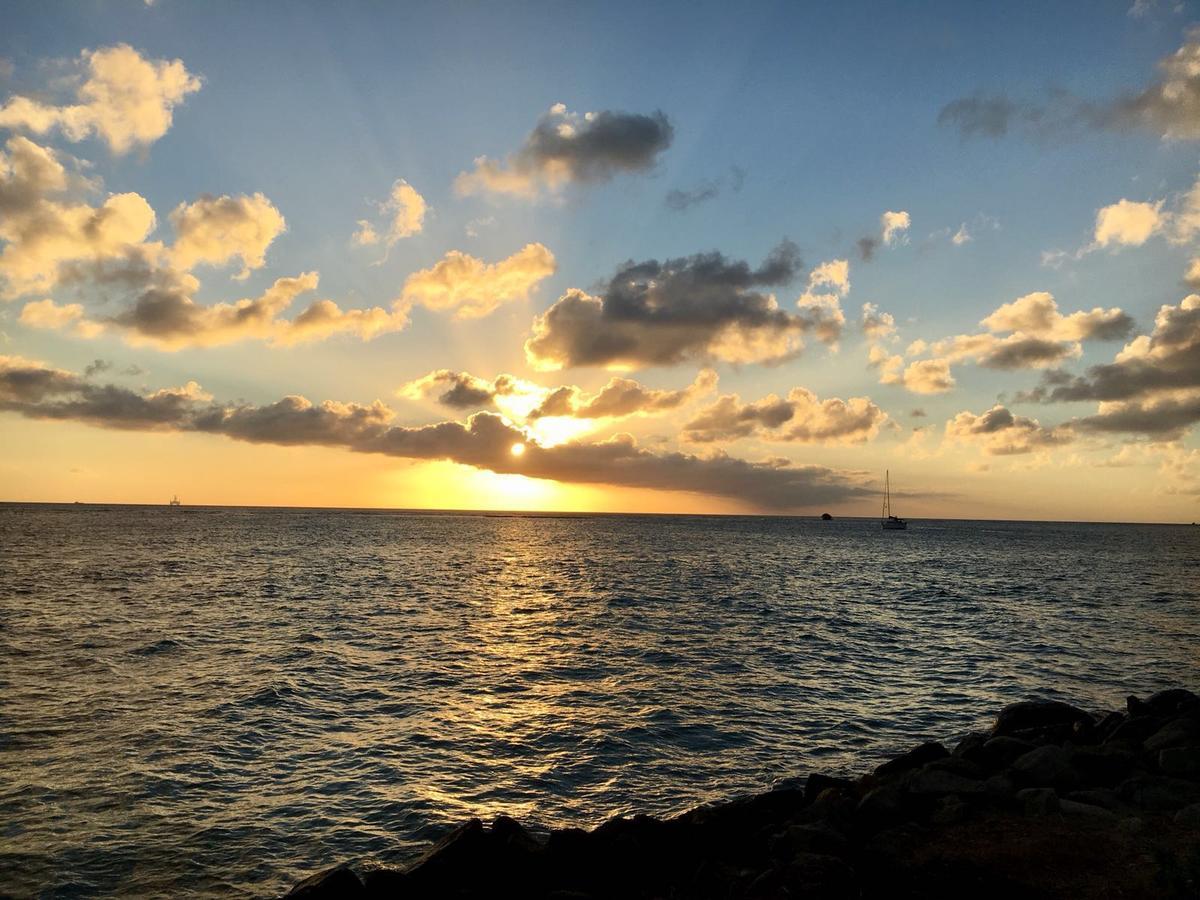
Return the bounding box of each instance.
[1,504,1197,897]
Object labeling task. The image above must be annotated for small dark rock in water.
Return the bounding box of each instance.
[821,512,833,520]
[283,689,1200,900]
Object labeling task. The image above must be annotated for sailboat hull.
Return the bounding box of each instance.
[882,519,907,530]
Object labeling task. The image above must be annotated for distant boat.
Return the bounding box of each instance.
[821,512,833,521]
[881,470,907,530]
[169,495,182,507]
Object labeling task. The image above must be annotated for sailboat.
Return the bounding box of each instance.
[881,470,907,530]
[169,494,182,507]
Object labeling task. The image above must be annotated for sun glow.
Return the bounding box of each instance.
[510,442,526,457]
[526,416,594,447]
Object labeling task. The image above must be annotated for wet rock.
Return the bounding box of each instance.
[930,795,969,826]
[992,699,1093,739]
[952,731,987,758]
[1011,744,1078,790]
[804,773,854,805]
[1093,711,1126,743]
[745,853,858,899]
[874,741,948,778]
[1017,787,1060,817]
[1157,746,1200,779]
[1119,775,1200,811]
[360,868,408,894]
[284,864,364,898]
[1144,717,1200,753]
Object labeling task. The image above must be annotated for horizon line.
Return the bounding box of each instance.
[1,500,1194,528]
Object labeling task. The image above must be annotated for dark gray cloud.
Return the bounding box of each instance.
[910,408,927,418]
[945,405,1071,455]
[399,369,523,410]
[525,241,835,369]
[939,31,1200,143]
[0,357,871,509]
[1076,395,1200,438]
[856,236,878,262]
[456,104,674,198]
[977,335,1081,370]
[664,166,746,212]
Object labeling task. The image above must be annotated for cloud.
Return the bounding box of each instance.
[881,210,911,245]
[1093,199,1164,248]
[353,179,427,246]
[857,210,909,261]
[664,166,746,212]
[397,242,555,319]
[455,103,674,199]
[951,224,972,245]
[945,405,1069,455]
[0,355,872,510]
[1017,294,1200,438]
[683,386,886,444]
[0,44,201,154]
[880,356,957,394]
[399,369,527,410]
[0,136,156,297]
[18,297,104,338]
[939,30,1200,143]
[168,193,286,279]
[21,243,556,349]
[861,302,896,339]
[980,291,1133,341]
[525,241,832,370]
[531,368,717,419]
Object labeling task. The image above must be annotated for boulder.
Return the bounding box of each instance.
[1175,803,1200,828]
[1119,775,1200,811]
[1017,787,1060,817]
[978,736,1038,770]
[1157,746,1200,779]
[1103,715,1166,749]
[1065,788,1123,811]
[992,699,1093,738]
[1011,744,1078,790]
[951,731,987,758]
[855,784,906,832]
[874,741,948,778]
[1059,799,1117,821]
[907,766,988,796]
[284,864,364,899]
[1144,717,1200,753]
[805,772,855,804]
[1128,689,1200,718]
[1068,745,1137,787]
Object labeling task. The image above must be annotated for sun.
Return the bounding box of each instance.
[510,442,526,457]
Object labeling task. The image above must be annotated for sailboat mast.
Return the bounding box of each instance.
[883,469,890,519]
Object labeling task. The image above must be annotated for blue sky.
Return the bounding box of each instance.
[2,0,1199,519]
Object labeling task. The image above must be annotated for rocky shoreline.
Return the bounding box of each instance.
[285,689,1200,898]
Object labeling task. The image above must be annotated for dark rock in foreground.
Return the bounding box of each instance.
[285,689,1200,899]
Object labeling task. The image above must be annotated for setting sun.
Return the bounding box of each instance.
[510,442,526,457]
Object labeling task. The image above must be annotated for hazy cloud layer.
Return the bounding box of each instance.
[939,31,1200,142]
[683,387,886,444]
[0,44,200,153]
[0,355,872,509]
[455,103,673,199]
[664,166,746,212]
[524,241,831,370]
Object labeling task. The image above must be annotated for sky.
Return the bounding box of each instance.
[1,0,1199,521]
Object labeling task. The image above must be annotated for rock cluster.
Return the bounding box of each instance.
[285,689,1200,898]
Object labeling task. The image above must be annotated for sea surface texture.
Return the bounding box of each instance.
[2,504,1198,897]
